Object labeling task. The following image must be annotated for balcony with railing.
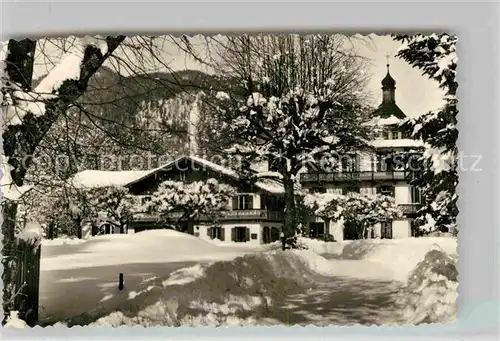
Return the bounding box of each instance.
[398,203,422,215]
[132,209,284,222]
[300,171,408,183]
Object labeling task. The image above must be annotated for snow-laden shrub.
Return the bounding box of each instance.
[397,249,458,324]
[339,237,457,282]
[4,311,28,328]
[16,221,43,248]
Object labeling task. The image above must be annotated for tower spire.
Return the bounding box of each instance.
[385,53,391,72]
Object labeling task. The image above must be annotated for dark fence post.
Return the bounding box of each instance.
[119,273,124,291]
[13,239,41,327]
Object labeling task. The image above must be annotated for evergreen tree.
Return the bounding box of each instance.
[393,33,458,234]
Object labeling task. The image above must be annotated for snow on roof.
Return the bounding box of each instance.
[363,115,402,126]
[71,169,153,189]
[187,156,284,194]
[254,180,285,194]
[188,155,240,178]
[71,155,285,194]
[371,138,424,149]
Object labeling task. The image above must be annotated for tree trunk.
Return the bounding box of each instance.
[75,218,83,239]
[187,220,195,235]
[120,224,125,234]
[282,177,297,250]
[47,222,54,240]
[359,224,366,240]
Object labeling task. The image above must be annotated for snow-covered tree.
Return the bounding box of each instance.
[342,193,402,239]
[87,186,134,234]
[393,33,458,234]
[147,178,235,233]
[304,192,401,239]
[211,35,371,249]
[1,36,125,325]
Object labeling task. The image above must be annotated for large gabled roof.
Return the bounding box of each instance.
[372,101,406,120]
[71,155,285,194]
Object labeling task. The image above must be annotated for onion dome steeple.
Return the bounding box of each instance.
[372,54,406,119]
[381,62,396,91]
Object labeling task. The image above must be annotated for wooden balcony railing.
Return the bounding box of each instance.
[300,171,408,183]
[398,203,422,215]
[132,209,284,222]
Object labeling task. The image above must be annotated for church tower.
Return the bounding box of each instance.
[372,56,406,119]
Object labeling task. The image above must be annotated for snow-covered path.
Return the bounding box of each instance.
[268,273,404,326]
[253,258,405,326]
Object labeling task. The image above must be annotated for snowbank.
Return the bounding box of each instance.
[16,221,42,247]
[299,236,457,282]
[339,237,457,282]
[297,237,344,256]
[397,249,458,324]
[41,230,261,271]
[90,250,329,327]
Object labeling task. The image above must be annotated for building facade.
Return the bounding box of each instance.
[299,63,423,241]
[72,64,423,244]
[113,156,285,245]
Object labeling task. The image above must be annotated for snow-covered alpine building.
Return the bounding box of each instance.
[70,63,423,244]
[71,155,286,245]
[300,62,424,240]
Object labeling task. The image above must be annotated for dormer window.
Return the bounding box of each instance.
[390,127,400,139]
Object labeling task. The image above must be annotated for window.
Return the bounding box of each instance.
[261,195,283,210]
[377,185,394,197]
[309,222,325,239]
[381,221,393,239]
[384,128,391,140]
[390,127,400,140]
[342,187,360,195]
[251,233,258,240]
[263,226,271,244]
[208,226,223,240]
[376,154,394,172]
[341,154,359,172]
[233,195,254,210]
[411,186,423,203]
[179,172,186,181]
[402,129,411,139]
[232,226,249,242]
[140,196,152,206]
[311,187,327,194]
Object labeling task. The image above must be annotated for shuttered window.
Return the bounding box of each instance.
[232,195,254,210]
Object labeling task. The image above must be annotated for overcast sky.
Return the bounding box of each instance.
[30,34,445,118]
[152,34,446,118]
[359,34,445,117]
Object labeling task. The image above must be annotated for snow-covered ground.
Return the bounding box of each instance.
[41,230,263,271]
[300,236,457,282]
[40,231,457,326]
